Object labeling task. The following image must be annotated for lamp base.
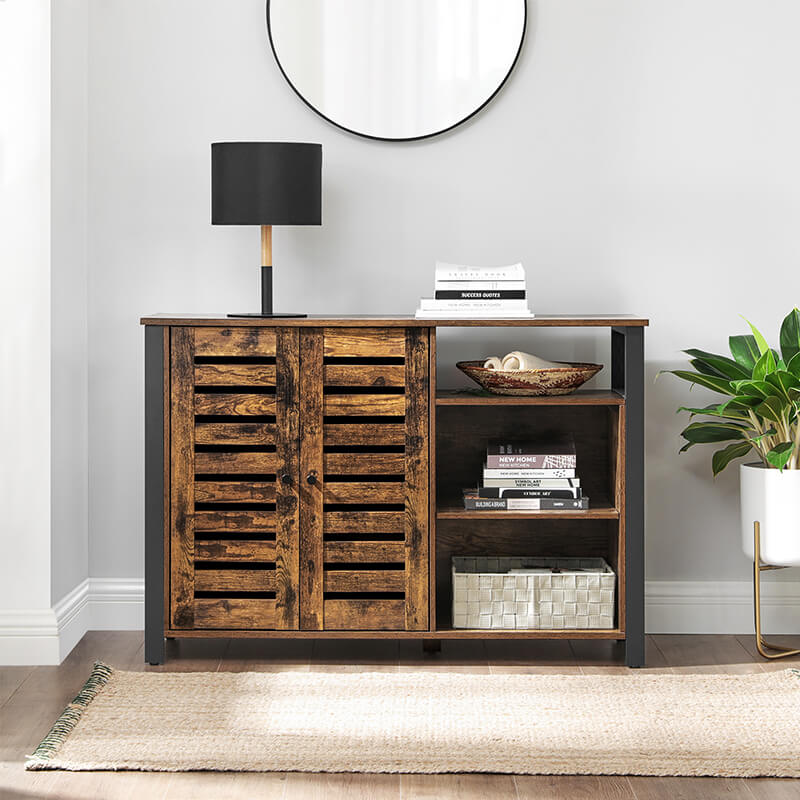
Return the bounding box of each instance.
[227,312,307,318]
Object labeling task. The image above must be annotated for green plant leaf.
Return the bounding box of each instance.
[665,370,734,396]
[743,317,771,356]
[752,348,777,381]
[786,352,800,379]
[729,335,760,370]
[712,441,753,476]
[680,421,747,444]
[766,441,794,470]
[722,395,763,409]
[678,403,750,420]
[689,359,726,378]
[765,370,800,401]
[755,395,788,425]
[683,349,750,380]
[780,308,800,364]
[732,379,779,399]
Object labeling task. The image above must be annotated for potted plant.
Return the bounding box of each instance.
[662,308,800,566]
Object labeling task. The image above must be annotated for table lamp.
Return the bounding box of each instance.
[211,141,322,318]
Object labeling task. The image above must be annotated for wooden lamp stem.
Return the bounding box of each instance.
[261,224,272,267]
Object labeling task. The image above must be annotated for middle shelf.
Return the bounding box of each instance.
[436,503,620,520]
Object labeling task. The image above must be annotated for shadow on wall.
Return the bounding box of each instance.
[646,359,745,581]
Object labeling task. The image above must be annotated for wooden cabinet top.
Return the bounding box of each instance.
[140,314,648,328]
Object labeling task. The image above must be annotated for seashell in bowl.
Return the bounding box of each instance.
[456,360,603,396]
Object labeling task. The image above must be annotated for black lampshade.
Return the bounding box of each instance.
[211,142,322,226]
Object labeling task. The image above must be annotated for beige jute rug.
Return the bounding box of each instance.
[25,662,800,776]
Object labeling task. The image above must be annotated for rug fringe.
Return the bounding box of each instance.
[25,661,114,770]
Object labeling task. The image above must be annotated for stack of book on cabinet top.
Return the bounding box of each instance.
[415,261,533,319]
[463,438,589,510]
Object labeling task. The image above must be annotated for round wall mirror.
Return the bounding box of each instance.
[267,0,526,142]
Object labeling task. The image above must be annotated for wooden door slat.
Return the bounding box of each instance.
[323,598,406,630]
[323,328,405,358]
[324,481,405,504]
[323,423,405,447]
[323,394,405,416]
[194,363,276,386]
[170,327,195,629]
[324,569,405,592]
[274,328,300,630]
[194,481,276,503]
[195,540,277,561]
[404,327,430,630]
[195,569,276,592]
[323,452,405,475]
[193,598,276,628]
[323,541,405,563]
[194,510,275,532]
[194,327,276,356]
[299,329,325,630]
[324,510,405,533]
[323,364,405,387]
[194,451,277,474]
[194,393,276,416]
[195,422,276,445]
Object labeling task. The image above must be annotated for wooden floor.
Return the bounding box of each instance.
[1,633,799,800]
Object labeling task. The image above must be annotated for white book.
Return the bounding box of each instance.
[482,478,581,488]
[483,466,576,479]
[434,280,527,291]
[435,261,525,282]
[415,309,534,319]
[418,298,529,311]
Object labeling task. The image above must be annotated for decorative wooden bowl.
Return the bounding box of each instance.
[456,360,603,396]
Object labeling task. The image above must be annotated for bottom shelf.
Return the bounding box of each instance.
[164,628,625,640]
[432,627,625,640]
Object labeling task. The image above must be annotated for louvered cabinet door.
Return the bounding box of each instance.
[169,327,300,631]
[299,327,430,631]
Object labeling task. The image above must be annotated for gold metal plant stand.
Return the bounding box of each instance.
[753,520,800,659]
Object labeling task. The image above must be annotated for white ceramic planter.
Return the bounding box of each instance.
[741,462,800,566]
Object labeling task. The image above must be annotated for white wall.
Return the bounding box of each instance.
[0,0,54,662]
[51,0,89,607]
[81,0,800,632]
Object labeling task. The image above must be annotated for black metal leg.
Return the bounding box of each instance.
[145,326,166,666]
[613,327,645,669]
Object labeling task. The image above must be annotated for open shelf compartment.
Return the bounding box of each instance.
[432,398,626,635]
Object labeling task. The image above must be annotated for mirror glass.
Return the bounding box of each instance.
[267,0,526,141]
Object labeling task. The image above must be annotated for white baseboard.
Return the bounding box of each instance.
[646,580,800,634]
[0,607,61,665]
[87,578,144,631]
[0,578,144,666]
[3,578,799,664]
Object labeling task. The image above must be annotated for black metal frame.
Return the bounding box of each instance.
[144,326,166,665]
[265,0,528,143]
[612,326,645,668]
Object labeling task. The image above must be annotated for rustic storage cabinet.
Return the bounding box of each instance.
[142,315,647,666]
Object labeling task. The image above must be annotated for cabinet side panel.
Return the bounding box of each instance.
[169,327,195,629]
[405,328,430,630]
[275,327,300,630]
[299,329,325,629]
[145,326,166,663]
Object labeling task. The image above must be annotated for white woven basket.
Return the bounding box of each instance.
[452,556,616,630]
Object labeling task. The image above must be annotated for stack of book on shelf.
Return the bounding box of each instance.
[463,437,589,511]
[415,261,533,319]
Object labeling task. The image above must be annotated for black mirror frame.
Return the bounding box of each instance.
[266,0,527,143]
